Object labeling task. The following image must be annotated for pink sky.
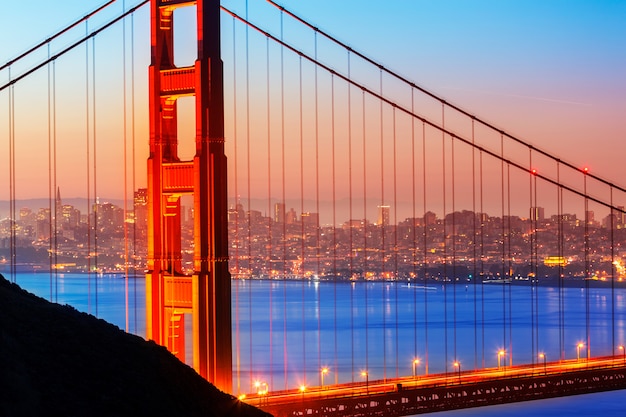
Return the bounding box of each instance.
[1,1,624,223]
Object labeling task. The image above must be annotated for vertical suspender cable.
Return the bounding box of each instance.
[529,150,535,362]
[279,10,288,389]
[47,48,54,299]
[442,103,448,372]
[8,66,16,284]
[452,134,457,362]
[533,169,539,361]
[362,89,369,377]
[471,119,477,369]
[393,106,399,378]
[93,36,99,316]
[265,36,274,390]
[479,150,485,368]
[54,59,58,303]
[85,20,92,314]
[409,91,416,342]
[500,134,506,356]
[130,10,138,334]
[584,170,590,359]
[330,74,339,385]
[532,161,539,363]
[347,50,355,382]
[411,90,418,362]
[557,163,564,360]
[422,121,429,374]
[506,163,513,366]
[610,188,615,354]
[231,14,241,395]
[379,69,387,381]
[298,54,306,386]
[314,31,322,378]
[245,0,253,384]
[51,58,58,303]
[122,0,130,333]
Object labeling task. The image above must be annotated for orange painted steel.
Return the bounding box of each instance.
[145,0,232,393]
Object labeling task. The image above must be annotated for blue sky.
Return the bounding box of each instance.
[1,0,625,213]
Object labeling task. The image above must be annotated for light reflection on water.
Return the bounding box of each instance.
[14,273,626,414]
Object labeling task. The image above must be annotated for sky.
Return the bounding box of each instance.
[0,0,625,221]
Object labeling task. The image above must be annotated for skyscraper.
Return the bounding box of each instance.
[377,205,390,227]
[274,202,286,224]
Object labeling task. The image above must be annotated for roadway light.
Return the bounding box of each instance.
[254,380,268,405]
[361,371,369,394]
[539,352,547,375]
[577,343,584,361]
[412,358,420,379]
[619,345,625,364]
[453,361,461,383]
[497,350,506,369]
[321,367,329,389]
[299,385,306,399]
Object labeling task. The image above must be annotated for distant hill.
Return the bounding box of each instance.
[0,273,271,417]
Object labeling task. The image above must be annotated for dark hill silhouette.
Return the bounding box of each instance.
[0,273,271,417]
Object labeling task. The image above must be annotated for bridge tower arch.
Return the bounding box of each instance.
[145,0,232,392]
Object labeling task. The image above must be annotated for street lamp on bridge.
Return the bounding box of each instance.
[577,342,584,361]
[321,367,329,389]
[619,345,625,364]
[412,358,420,379]
[539,352,547,374]
[453,361,461,383]
[254,380,269,405]
[361,371,369,394]
[497,350,506,369]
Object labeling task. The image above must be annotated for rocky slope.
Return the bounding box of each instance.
[0,274,271,417]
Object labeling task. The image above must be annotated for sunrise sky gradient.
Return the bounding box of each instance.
[1,0,625,221]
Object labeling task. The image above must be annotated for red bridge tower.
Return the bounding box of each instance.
[145,0,232,392]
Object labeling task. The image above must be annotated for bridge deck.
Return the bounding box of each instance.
[254,356,626,417]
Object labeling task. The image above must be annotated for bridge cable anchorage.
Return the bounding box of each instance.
[222,5,625,215]
[263,0,626,196]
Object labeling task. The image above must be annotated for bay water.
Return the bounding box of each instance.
[13,273,626,415]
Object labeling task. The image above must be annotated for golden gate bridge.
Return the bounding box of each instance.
[2,1,626,415]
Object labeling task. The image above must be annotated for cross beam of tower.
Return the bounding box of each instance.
[145,0,232,392]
